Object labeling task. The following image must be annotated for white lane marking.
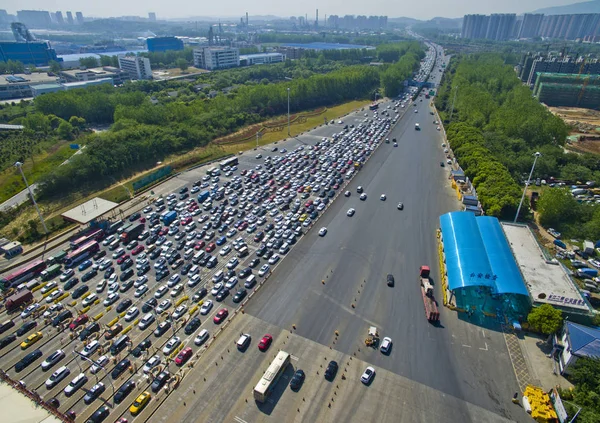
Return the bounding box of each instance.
[462,344,471,348]
[479,342,488,351]
[234,417,248,423]
[290,355,299,362]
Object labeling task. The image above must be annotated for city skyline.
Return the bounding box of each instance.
[0,0,581,21]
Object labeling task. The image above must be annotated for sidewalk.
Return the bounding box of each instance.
[517,332,573,391]
[0,381,62,423]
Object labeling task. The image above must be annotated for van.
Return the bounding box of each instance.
[244,275,257,289]
[184,249,194,260]
[278,243,290,255]
[188,265,200,276]
[237,246,249,258]
[207,256,217,268]
[110,335,130,356]
[213,270,224,283]
[192,251,205,264]
[155,198,165,207]
[109,239,120,251]
[0,319,15,334]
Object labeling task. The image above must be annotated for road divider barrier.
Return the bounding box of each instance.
[80,305,91,314]
[31,282,46,293]
[122,325,133,335]
[189,305,199,315]
[41,286,58,298]
[54,292,69,303]
[93,312,104,321]
[175,296,188,307]
[80,292,91,300]
[107,317,119,327]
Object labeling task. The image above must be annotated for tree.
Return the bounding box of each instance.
[57,121,74,140]
[527,304,563,335]
[175,58,189,71]
[537,188,580,229]
[79,56,99,68]
[49,60,61,73]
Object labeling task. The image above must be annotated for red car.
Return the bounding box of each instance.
[175,347,193,366]
[194,241,206,250]
[238,222,248,230]
[205,242,216,253]
[213,308,229,324]
[258,334,273,351]
[131,245,145,256]
[116,254,130,265]
[69,314,89,331]
[181,217,192,225]
[159,227,169,236]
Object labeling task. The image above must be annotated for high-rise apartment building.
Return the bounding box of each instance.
[66,12,74,25]
[326,14,387,29]
[16,10,52,28]
[54,11,64,25]
[76,12,84,25]
[193,47,239,70]
[117,56,152,80]
[518,14,544,38]
[461,14,490,39]
[149,13,156,22]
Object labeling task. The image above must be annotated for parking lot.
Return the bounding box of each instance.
[0,81,414,422]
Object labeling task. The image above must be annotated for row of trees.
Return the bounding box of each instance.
[435,54,569,220]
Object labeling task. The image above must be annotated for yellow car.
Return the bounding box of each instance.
[130,391,151,415]
[20,331,43,350]
[304,186,311,193]
[299,214,308,222]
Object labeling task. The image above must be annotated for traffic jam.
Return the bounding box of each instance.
[0,109,398,423]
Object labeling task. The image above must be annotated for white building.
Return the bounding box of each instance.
[193,47,239,70]
[117,56,152,80]
[240,52,286,66]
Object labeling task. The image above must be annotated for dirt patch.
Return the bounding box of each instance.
[549,106,600,128]
[568,139,600,155]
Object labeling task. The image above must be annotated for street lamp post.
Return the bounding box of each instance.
[15,161,48,235]
[287,87,291,137]
[514,152,541,223]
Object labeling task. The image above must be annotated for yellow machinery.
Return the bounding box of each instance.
[365,326,379,347]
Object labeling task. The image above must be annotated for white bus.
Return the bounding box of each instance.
[253,351,290,403]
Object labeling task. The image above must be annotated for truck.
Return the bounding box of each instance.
[197,191,210,203]
[161,211,177,226]
[120,222,145,244]
[4,290,33,312]
[40,264,62,281]
[419,266,440,323]
[45,250,67,266]
[106,220,124,235]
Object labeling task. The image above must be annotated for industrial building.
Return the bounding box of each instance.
[553,321,600,375]
[532,73,600,108]
[117,56,152,80]
[31,78,113,97]
[239,53,285,66]
[193,47,239,70]
[0,72,59,100]
[60,67,127,85]
[146,37,183,52]
[439,212,531,321]
[0,41,61,66]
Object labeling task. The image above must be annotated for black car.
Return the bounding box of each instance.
[116,299,132,313]
[249,258,260,268]
[71,284,89,299]
[151,371,171,393]
[16,320,38,337]
[387,274,395,287]
[103,268,115,279]
[147,236,159,247]
[233,288,247,303]
[225,269,236,279]
[120,258,134,271]
[83,383,106,404]
[192,288,207,303]
[325,360,338,381]
[216,288,229,302]
[256,245,267,257]
[156,269,169,281]
[290,369,305,391]
[0,333,17,349]
[120,268,134,282]
[52,310,73,327]
[111,358,131,379]
[81,269,98,282]
[88,405,110,423]
[154,321,171,337]
[198,255,210,266]
[79,322,100,341]
[137,263,151,276]
[181,263,193,275]
[15,349,43,372]
[142,298,157,313]
[238,267,252,279]
[129,212,141,222]
[263,249,273,260]
[176,240,186,251]
[114,380,136,404]
[184,317,201,335]
[64,277,80,290]
[131,338,152,358]
[149,248,162,260]
[120,278,135,293]
[93,250,107,260]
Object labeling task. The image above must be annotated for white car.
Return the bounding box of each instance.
[80,340,100,358]
[90,355,109,374]
[98,259,112,271]
[187,274,201,288]
[108,282,119,293]
[167,274,181,287]
[46,290,63,304]
[155,285,169,298]
[359,193,367,201]
[156,299,172,314]
[170,284,183,297]
[258,264,270,277]
[162,336,181,355]
[347,208,355,217]
[134,276,148,288]
[380,194,386,201]
[46,365,70,389]
[219,245,232,256]
[225,277,238,290]
[43,303,63,318]
[82,294,98,307]
[200,300,213,315]
[380,337,392,354]
[112,248,125,259]
[21,302,41,318]
[143,355,161,374]
[124,307,139,322]
[360,366,375,384]
[41,281,57,295]
[103,292,120,307]
[138,313,155,330]
[211,283,224,296]
[194,329,209,346]
[64,373,88,397]
[135,284,149,298]
[103,235,116,246]
[96,279,107,293]
[318,227,327,237]
[172,305,187,320]
[226,257,239,269]
[268,254,280,265]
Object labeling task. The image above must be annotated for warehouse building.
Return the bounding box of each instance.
[146,37,184,52]
[0,72,59,100]
[439,212,531,321]
[239,52,285,66]
[193,47,239,70]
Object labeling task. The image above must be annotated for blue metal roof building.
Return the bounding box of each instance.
[439,212,531,318]
[555,322,600,374]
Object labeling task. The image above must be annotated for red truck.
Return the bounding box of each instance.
[419,266,440,323]
[4,289,33,312]
[120,222,145,244]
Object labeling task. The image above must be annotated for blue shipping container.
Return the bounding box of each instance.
[161,211,177,225]
[198,191,210,202]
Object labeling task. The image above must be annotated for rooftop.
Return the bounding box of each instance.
[0,72,57,86]
[566,322,600,358]
[61,197,119,224]
[501,223,589,312]
[240,53,284,59]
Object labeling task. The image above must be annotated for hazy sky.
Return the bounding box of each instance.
[0,0,581,20]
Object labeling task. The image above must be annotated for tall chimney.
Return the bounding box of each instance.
[316,9,319,27]
[246,12,248,27]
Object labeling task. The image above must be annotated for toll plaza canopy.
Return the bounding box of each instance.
[61,197,119,225]
[439,212,528,297]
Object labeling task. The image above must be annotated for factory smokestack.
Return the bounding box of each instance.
[316,9,318,27]
[246,12,248,27]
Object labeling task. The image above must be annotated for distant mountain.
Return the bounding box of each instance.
[533,0,600,15]
[388,17,421,26]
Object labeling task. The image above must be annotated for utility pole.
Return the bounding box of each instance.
[514,152,541,223]
[449,85,458,122]
[287,87,291,136]
[15,161,48,235]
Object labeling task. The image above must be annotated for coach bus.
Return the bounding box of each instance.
[219,157,239,170]
[64,241,100,268]
[369,103,379,111]
[253,351,291,403]
[0,259,46,291]
[70,228,104,250]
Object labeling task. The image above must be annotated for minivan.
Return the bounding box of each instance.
[110,335,130,356]
[206,256,218,268]
[192,251,205,264]
[244,275,257,289]
[237,246,249,258]
[212,270,224,283]
[184,248,194,260]
[109,240,120,251]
